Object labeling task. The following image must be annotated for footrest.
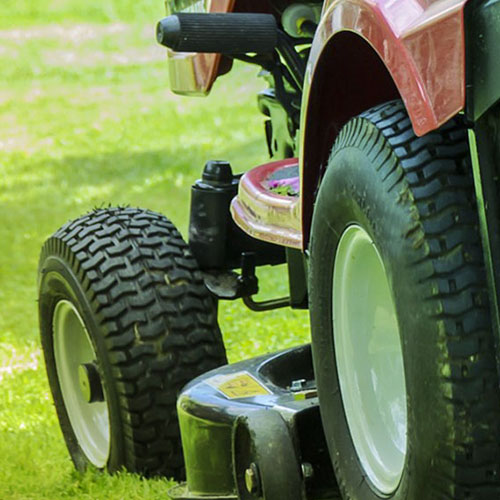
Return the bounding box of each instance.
[230,158,302,249]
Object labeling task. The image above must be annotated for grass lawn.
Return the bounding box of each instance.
[0,2,310,499]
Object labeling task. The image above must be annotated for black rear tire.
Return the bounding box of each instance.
[309,101,500,499]
[38,207,227,479]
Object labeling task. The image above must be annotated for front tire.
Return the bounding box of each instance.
[309,101,500,499]
[38,207,227,479]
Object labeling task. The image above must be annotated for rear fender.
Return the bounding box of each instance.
[299,0,467,250]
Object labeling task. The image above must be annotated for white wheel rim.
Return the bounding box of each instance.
[53,300,110,467]
[333,225,407,494]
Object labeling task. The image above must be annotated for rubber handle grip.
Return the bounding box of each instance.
[156,13,278,54]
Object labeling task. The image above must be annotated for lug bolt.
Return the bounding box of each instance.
[301,462,314,480]
[245,462,262,495]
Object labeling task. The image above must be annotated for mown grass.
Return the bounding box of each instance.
[0,0,164,28]
[0,2,310,499]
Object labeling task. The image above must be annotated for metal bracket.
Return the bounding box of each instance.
[203,253,290,311]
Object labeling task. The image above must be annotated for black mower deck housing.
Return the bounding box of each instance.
[169,345,339,500]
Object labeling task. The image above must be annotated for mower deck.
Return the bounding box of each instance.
[230,158,302,249]
[170,345,340,500]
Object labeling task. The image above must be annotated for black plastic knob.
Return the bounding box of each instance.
[202,160,233,186]
[156,13,278,54]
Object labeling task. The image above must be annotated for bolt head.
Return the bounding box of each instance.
[244,462,261,495]
[290,378,307,392]
[301,462,314,480]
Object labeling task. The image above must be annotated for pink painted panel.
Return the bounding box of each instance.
[309,0,467,136]
[298,0,467,250]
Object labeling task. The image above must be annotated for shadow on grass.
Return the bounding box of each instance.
[3,137,266,210]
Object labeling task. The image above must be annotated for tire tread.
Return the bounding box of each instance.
[325,101,500,498]
[39,207,227,479]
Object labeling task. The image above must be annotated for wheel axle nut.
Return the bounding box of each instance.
[78,362,104,403]
[245,462,262,495]
[301,462,314,480]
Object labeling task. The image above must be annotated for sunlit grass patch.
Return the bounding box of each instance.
[0,344,39,381]
[0,0,164,28]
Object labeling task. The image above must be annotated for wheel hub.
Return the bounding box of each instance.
[333,225,407,494]
[53,300,111,468]
[78,362,104,404]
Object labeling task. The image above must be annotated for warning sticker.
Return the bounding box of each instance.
[206,371,272,399]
